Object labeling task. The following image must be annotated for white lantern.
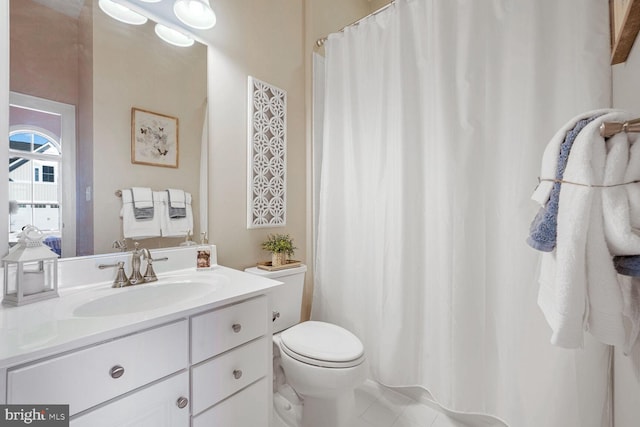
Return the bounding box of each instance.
[2,225,59,306]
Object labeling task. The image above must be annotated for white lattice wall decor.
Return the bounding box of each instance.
[247,76,287,228]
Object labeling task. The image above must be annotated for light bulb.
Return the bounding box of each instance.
[173,0,217,30]
[154,24,195,47]
[98,0,148,25]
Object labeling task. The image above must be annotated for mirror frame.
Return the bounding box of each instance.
[1,2,9,256]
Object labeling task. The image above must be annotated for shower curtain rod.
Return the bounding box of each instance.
[600,118,640,137]
[315,1,395,47]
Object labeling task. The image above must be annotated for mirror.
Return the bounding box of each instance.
[9,0,208,257]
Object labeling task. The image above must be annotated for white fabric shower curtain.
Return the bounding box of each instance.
[313,1,612,426]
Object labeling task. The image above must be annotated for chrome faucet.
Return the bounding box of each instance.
[112,239,128,252]
[129,242,145,285]
[98,242,169,287]
[131,244,169,284]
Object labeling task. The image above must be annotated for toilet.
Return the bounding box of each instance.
[244,264,367,427]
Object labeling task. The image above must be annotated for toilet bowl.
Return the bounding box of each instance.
[244,265,367,427]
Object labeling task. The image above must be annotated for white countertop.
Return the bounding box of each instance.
[0,265,282,368]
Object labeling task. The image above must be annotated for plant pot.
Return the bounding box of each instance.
[272,252,287,267]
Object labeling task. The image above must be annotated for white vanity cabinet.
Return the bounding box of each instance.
[6,320,189,417]
[2,293,272,427]
[191,295,270,425]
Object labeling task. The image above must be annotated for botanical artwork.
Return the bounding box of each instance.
[131,108,179,168]
[247,76,287,228]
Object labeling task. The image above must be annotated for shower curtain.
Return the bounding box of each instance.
[312,1,612,426]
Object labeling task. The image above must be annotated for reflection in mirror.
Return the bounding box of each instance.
[9,92,76,257]
[9,0,208,257]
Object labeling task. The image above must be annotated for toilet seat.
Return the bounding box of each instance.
[280,321,365,368]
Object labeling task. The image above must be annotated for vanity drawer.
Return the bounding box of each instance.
[191,295,268,364]
[70,371,190,427]
[191,336,268,415]
[7,320,188,416]
[192,377,268,427]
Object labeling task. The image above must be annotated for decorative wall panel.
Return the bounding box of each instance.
[247,77,287,228]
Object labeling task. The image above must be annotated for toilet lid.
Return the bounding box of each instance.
[280,321,365,368]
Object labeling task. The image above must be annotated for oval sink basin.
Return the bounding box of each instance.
[73,279,223,317]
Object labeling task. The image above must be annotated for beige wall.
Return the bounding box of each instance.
[10,0,79,106]
[203,0,379,321]
[92,8,207,254]
[613,39,640,114]
[612,37,640,427]
[206,0,306,272]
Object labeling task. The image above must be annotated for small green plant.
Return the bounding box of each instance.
[261,233,296,256]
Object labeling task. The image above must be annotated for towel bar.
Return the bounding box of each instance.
[600,118,640,137]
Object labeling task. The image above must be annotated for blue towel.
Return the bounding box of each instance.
[527,116,601,251]
[43,236,61,257]
[614,256,640,276]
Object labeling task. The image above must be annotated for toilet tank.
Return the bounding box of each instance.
[244,264,307,333]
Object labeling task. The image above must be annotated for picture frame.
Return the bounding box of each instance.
[610,0,640,64]
[131,107,179,168]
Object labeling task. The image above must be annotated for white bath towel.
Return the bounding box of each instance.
[531,109,615,206]
[537,112,627,348]
[599,119,640,354]
[156,191,193,237]
[602,132,640,255]
[120,189,162,239]
[621,276,640,355]
[626,140,640,231]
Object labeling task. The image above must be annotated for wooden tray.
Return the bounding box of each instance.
[256,260,302,271]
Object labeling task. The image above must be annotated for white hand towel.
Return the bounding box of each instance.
[120,189,161,239]
[157,191,193,237]
[167,188,186,208]
[131,187,154,209]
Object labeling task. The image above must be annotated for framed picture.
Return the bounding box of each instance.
[131,108,179,168]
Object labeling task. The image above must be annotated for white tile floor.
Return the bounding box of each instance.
[272,379,506,427]
[353,380,504,427]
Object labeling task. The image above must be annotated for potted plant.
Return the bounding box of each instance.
[261,233,296,267]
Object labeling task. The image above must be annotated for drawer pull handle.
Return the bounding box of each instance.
[110,365,125,379]
[233,369,243,380]
[176,397,189,409]
[232,323,242,333]
[273,311,280,322]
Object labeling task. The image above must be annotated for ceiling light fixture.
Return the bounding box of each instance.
[98,0,148,25]
[154,23,195,47]
[173,0,217,30]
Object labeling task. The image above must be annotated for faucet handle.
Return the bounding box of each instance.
[143,257,158,283]
[98,261,131,288]
[142,253,168,283]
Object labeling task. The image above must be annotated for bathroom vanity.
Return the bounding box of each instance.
[0,246,280,426]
